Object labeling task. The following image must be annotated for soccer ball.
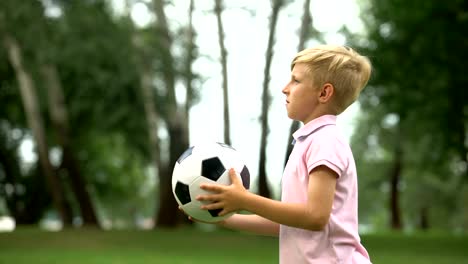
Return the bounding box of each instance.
[172,142,250,223]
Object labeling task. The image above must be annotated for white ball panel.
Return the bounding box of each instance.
[172,155,202,187]
[188,175,234,222]
[217,147,246,174]
[189,175,219,199]
[179,201,213,222]
[180,200,233,223]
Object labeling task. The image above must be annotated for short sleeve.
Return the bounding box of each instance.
[305,129,349,178]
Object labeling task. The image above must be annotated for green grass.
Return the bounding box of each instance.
[0,227,466,264]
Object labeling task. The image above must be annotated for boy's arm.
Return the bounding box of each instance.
[219,214,279,236]
[198,166,336,231]
[180,206,279,236]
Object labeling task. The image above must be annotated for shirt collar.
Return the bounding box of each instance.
[292,115,337,144]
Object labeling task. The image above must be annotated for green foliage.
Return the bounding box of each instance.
[77,132,154,224]
[0,62,23,126]
[0,0,204,226]
[0,0,154,225]
[0,124,51,223]
[0,0,50,222]
[350,0,468,230]
[46,1,148,151]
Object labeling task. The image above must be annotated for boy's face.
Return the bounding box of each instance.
[282,63,321,124]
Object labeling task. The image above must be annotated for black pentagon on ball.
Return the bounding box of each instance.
[208,208,223,217]
[202,157,226,181]
[240,165,250,189]
[177,146,194,164]
[175,181,191,205]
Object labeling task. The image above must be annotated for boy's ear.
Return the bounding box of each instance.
[318,83,334,103]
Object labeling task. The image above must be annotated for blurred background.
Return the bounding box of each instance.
[0,0,467,263]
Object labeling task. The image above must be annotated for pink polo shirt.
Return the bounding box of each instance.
[280,115,371,264]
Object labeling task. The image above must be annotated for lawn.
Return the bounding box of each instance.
[0,227,466,264]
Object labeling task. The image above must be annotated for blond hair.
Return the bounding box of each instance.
[291,45,372,114]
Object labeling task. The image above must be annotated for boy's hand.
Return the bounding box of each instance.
[178,206,226,225]
[197,168,248,216]
[178,206,195,222]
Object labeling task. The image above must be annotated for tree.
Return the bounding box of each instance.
[55,0,151,227]
[214,0,231,145]
[0,14,49,223]
[1,0,157,227]
[0,124,51,224]
[123,0,165,228]
[151,0,191,227]
[257,0,288,198]
[283,0,317,167]
[351,0,468,230]
[41,63,99,227]
[3,34,73,225]
[183,0,197,143]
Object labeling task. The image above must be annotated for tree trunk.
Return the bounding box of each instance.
[41,64,99,227]
[125,0,167,228]
[138,64,168,226]
[185,0,196,148]
[152,0,189,227]
[177,1,196,227]
[214,0,231,145]
[419,206,429,230]
[284,0,312,167]
[141,68,163,176]
[140,70,174,226]
[3,34,73,226]
[157,124,188,227]
[0,144,22,222]
[389,127,403,230]
[0,146,50,224]
[258,0,285,198]
[447,75,468,184]
[184,0,195,147]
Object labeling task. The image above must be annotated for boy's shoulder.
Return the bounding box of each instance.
[313,123,347,143]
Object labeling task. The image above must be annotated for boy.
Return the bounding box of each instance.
[195,45,372,264]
